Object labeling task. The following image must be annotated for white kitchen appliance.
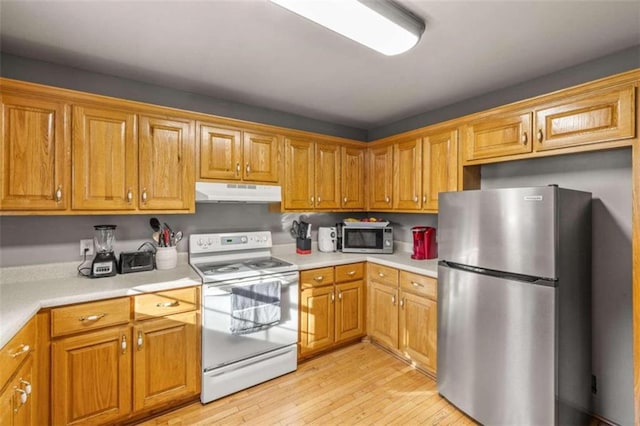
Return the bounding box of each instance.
[189,231,299,403]
[318,226,337,252]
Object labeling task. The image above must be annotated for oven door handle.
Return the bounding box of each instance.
[204,279,298,296]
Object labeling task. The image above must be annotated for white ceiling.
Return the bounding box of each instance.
[1,0,639,130]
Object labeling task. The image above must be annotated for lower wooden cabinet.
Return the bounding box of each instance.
[50,287,200,425]
[367,263,438,375]
[299,263,365,357]
[0,356,34,426]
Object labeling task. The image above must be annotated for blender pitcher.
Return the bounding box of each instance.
[92,225,117,277]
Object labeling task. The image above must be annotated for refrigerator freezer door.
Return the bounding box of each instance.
[438,186,557,279]
[437,264,556,425]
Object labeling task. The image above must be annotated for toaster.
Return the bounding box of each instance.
[118,251,155,274]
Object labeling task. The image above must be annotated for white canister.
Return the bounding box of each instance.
[155,246,178,270]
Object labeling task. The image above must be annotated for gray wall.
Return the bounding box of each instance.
[0,53,368,141]
[481,148,633,425]
[369,45,640,140]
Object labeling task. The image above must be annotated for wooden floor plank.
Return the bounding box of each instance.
[137,342,475,426]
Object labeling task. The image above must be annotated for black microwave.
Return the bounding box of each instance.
[341,226,393,254]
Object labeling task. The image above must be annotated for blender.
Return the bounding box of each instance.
[91,225,118,278]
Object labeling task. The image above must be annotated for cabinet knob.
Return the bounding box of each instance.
[236,162,241,176]
[141,189,148,203]
[338,291,342,300]
[127,189,133,203]
[9,344,30,359]
[54,185,63,202]
[385,196,390,204]
[400,298,404,308]
[246,163,251,175]
[423,195,427,203]
[521,132,528,145]
[137,331,144,350]
[378,272,385,278]
[331,291,335,302]
[317,196,321,204]
[537,129,544,142]
[310,196,314,205]
[343,197,348,203]
[391,294,396,305]
[413,195,418,203]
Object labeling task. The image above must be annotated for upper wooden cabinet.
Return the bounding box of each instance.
[393,138,422,210]
[197,123,280,183]
[340,146,365,209]
[465,111,533,161]
[534,84,635,151]
[422,129,458,212]
[367,145,393,210]
[72,105,138,210]
[1,93,69,211]
[283,138,364,211]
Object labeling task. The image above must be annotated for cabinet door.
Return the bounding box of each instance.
[299,285,335,356]
[341,146,365,210]
[72,105,137,210]
[423,129,458,212]
[335,280,365,343]
[284,138,314,210]
[368,281,398,349]
[465,112,532,160]
[0,380,13,426]
[52,326,132,426]
[393,138,422,210]
[243,131,280,183]
[534,85,635,151]
[139,115,194,211]
[368,145,393,210]
[315,142,340,209]
[198,124,242,181]
[1,94,69,211]
[399,291,437,373]
[0,356,34,426]
[133,311,199,411]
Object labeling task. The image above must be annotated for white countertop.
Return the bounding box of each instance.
[0,246,438,349]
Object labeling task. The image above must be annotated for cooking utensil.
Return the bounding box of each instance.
[173,231,183,245]
[290,220,301,239]
[150,217,162,246]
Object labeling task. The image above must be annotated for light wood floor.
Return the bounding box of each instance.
[137,342,476,425]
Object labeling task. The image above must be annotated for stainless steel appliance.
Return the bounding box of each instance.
[189,231,299,403]
[318,226,337,252]
[91,225,117,277]
[341,224,393,254]
[437,186,592,425]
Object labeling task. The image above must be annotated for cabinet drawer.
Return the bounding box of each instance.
[51,298,131,337]
[335,263,364,283]
[134,287,198,321]
[0,318,36,389]
[400,271,437,300]
[300,267,335,289]
[367,263,398,287]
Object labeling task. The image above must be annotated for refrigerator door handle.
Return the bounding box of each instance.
[438,261,557,287]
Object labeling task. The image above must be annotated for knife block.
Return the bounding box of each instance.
[296,238,311,255]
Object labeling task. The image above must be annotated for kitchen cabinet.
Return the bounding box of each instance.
[367,264,437,375]
[50,288,200,425]
[534,84,635,151]
[1,93,69,211]
[367,144,394,210]
[393,138,422,210]
[464,111,533,161]
[422,128,458,212]
[340,146,365,209]
[315,142,341,209]
[197,122,280,183]
[72,106,194,212]
[0,318,37,426]
[299,263,365,357]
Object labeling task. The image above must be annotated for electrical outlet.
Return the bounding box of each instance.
[80,239,94,256]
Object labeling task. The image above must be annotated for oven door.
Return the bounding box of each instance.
[202,271,298,371]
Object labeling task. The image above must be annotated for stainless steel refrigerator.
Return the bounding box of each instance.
[437,186,592,425]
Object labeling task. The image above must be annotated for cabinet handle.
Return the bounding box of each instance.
[423,195,427,203]
[343,197,348,204]
[411,281,424,288]
[156,300,179,308]
[19,380,32,395]
[338,291,342,300]
[121,335,127,354]
[413,195,418,203]
[246,163,251,175]
[137,331,144,350]
[400,298,404,308]
[313,276,324,282]
[126,188,133,203]
[14,388,28,408]
[54,185,63,202]
[236,162,240,176]
[79,313,106,322]
[317,196,321,204]
[9,344,30,359]
[346,270,356,276]
[391,294,396,305]
[385,196,390,204]
[378,272,385,278]
[331,291,335,303]
[521,132,528,145]
[141,189,148,203]
[310,196,314,205]
[537,129,544,142]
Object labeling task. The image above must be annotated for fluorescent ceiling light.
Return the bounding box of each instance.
[270,0,425,56]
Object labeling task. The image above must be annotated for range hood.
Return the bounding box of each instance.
[195,182,282,203]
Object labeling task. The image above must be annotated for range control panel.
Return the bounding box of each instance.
[189,231,272,254]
